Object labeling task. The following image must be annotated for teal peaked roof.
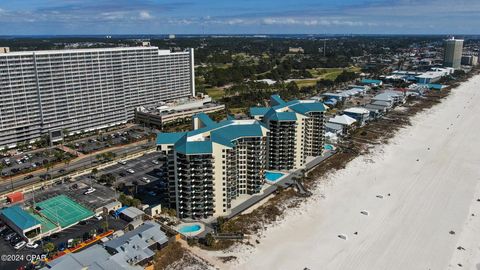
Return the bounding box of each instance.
[361,79,382,84]
[156,132,186,145]
[270,94,286,106]
[1,205,40,230]
[193,112,216,127]
[211,124,264,147]
[175,139,213,155]
[249,107,270,116]
[290,102,327,115]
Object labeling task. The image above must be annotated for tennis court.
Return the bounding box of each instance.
[36,195,94,228]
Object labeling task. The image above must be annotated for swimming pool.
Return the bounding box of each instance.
[178,224,202,233]
[177,223,205,236]
[265,171,286,182]
[324,144,335,150]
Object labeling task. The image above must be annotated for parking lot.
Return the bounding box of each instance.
[78,151,165,188]
[0,214,128,270]
[0,148,76,178]
[65,128,151,154]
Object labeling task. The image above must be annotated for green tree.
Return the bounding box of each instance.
[204,233,215,247]
[43,242,55,253]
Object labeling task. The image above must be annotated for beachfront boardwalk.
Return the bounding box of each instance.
[231,75,480,270]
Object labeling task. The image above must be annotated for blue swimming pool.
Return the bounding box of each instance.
[178,224,202,234]
[265,171,286,182]
[324,144,335,150]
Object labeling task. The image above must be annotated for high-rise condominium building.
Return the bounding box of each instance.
[157,113,269,219]
[250,95,326,170]
[444,37,464,69]
[0,46,195,149]
[157,95,326,219]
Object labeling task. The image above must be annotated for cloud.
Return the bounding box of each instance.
[139,11,153,20]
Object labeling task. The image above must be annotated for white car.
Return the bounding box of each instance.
[141,177,151,183]
[14,241,26,250]
[26,242,39,249]
[95,214,103,220]
[118,160,127,165]
[127,169,135,174]
[84,187,96,195]
[151,160,159,165]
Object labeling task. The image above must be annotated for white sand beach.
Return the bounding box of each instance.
[228,75,480,270]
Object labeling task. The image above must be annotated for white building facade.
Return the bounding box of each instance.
[0,46,195,148]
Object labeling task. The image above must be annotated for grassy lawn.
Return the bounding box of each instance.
[295,79,318,88]
[301,66,362,87]
[229,107,247,114]
[206,87,225,100]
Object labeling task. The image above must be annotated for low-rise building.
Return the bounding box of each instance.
[44,221,168,270]
[343,107,370,126]
[120,207,144,222]
[135,95,225,129]
[103,201,123,215]
[328,115,357,134]
[0,205,41,238]
[361,79,383,87]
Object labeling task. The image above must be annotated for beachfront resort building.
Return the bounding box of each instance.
[157,113,269,219]
[157,95,327,219]
[251,95,327,170]
[0,45,195,149]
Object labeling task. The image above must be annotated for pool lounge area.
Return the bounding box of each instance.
[265,171,287,183]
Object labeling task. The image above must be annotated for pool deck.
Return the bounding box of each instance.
[224,151,337,220]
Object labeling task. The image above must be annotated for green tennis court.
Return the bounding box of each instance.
[36,195,94,228]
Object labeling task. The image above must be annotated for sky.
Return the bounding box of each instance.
[0,0,478,35]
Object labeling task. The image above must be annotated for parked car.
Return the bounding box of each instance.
[26,241,39,249]
[14,241,26,250]
[141,177,151,183]
[1,228,13,237]
[119,172,127,177]
[151,160,159,165]
[95,214,103,220]
[84,187,96,195]
[24,174,34,180]
[118,160,127,165]
[5,232,17,241]
[10,236,22,245]
[126,169,135,174]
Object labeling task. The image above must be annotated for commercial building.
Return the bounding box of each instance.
[0,46,195,149]
[135,95,225,129]
[157,95,326,219]
[444,37,464,69]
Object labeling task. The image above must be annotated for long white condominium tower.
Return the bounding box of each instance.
[0,46,195,149]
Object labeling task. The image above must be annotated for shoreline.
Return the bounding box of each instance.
[207,73,480,269]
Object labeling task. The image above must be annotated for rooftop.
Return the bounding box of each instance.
[0,205,40,230]
[328,115,357,126]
